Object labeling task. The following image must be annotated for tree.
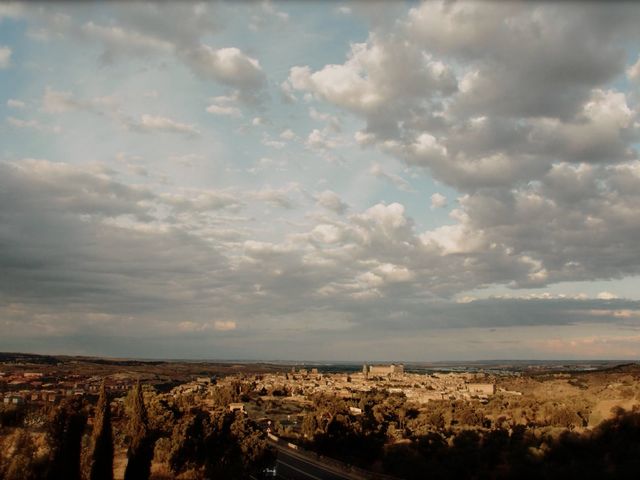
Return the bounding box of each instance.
[168,410,211,474]
[301,413,319,439]
[90,381,114,480]
[46,399,87,480]
[231,411,274,473]
[168,408,273,479]
[4,430,45,480]
[124,382,154,480]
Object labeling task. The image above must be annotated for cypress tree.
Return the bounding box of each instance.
[90,381,114,480]
[46,405,67,479]
[46,398,86,480]
[124,382,154,480]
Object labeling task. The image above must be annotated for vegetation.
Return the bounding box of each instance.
[90,382,113,480]
[1,365,640,479]
[2,430,48,480]
[0,382,274,480]
[167,408,273,478]
[379,407,640,479]
[46,398,87,480]
[290,389,640,479]
[123,382,154,480]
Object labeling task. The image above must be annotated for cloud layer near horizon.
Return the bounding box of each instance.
[1,1,640,360]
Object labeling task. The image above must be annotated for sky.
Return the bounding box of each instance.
[1,1,640,361]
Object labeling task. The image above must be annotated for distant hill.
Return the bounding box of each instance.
[0,352,60,365]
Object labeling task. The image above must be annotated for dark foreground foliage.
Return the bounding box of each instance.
[0,381,274,480]
[90,383,113,480]
[124,382,153,480]
[167,408,275,479]
[381,406,640,480]
[2,387,640,479]
[46,398,87,480]
[298,391,640,480]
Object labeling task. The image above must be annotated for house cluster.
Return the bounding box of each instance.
[0,371,136,406]
[200,367,499,406]
[166,375,217,396]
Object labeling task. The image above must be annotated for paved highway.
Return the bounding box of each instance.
[271,444,360,480]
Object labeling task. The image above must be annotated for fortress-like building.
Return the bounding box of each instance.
[362,363,404,378]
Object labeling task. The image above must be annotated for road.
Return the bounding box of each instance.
[271,443,361,480]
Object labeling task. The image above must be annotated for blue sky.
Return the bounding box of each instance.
[1,1,640,361]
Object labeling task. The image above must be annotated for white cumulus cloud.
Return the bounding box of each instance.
[0,45,12,68]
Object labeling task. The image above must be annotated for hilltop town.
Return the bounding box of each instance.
[2,354,640,479]
[1,356,499,415]
[178,364,497,403]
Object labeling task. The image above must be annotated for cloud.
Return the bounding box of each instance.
[407,2,634,119]
[305,128,341,151]
[288,38,455,115]
[261,134,286,149]
[0,4,25,20]
[42,87,116,114]
[288,33,456,139]
[628,56,640,82]
[0,45,11,68]
[81,21,174,62]
[287,1,640,294]
[92,3,219,52]
[532,333,640,359]
[126,114,199,136]
[427,161,640,287]
[309,107,341,132]
[206,103,242,117]
[0,159,238,326]
[315,190,348,214]
[279,128,295,140]
[279,79,297,103]
[1,159,153,218]
[205,92,244,117]
[3,2,640,359]
[214,320,237,331]
[247,157,288,175]
[159,189,243,213]
[249,1,289,32]
[6,116,61,134]
[430,192,447,209]
[13,3,266,101]
[7,99,26,109]
[290,2,640,191]
[418,296,640,329]
[2,157,640,359]
[370,163,414,192]
[185,46,266,100]
[250,185,299,209]
[597,291,619,300]
[40,88,201,137]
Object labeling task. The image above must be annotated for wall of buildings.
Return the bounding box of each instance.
[467,383,495,396]
[363,364,405,376]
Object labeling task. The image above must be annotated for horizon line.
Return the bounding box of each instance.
[2,350,639,365]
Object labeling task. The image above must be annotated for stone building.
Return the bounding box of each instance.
[362,363,405,378]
